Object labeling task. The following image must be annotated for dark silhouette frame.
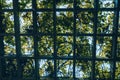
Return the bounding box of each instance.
[0,0,120,80]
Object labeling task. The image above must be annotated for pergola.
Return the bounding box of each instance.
[0,0,120,80]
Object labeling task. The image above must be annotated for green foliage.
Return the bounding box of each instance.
[4,36,16,55]
[4,59,17,79]
[21,36,34,56]
[96,36,112,58]
[37,12,53,33]
[2,12,14,33]
[76,0,94,8]
[115,62,120,79]
[56,11,74,33]
[1,0,13,9]
[95,61,111,79]
[117,37,120,57]
[57,60,73,77]
[56,0,73,8]
[36,0,53,8]
[76,60,92,79]
[76,11,94,33]
[76,36,93,57]
[99,0,114,8]
[19,0,32,9]
[20,12,33,33]
[97,11,114,34]
[21,59,35,78]
[38,36,53,56]
[57,36,73,56]
[0,0,119,80]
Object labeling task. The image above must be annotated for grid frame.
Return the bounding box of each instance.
[0,0,120,80]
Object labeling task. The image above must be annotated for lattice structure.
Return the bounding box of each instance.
[0,0,120,80]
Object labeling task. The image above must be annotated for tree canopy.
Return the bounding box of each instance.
[0,0,120,80]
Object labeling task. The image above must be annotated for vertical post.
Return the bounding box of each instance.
[92,0,99,80]
[53,0,57,79]
[32,0,39,80]
[13,0,21,79]
[111,0,119,80]
[0,3,5,79]
[73,0,76,79]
